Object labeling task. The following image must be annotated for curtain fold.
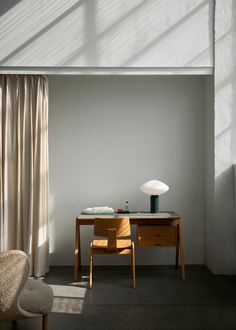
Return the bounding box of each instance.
[0,75,49,277]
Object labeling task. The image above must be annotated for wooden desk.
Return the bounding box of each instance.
[74,212,185,281]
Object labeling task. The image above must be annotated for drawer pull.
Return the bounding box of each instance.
[155,243,161,246]
[155,234,161,237]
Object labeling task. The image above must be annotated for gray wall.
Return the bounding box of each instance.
[205,76,214,269]
[49,75,206,265]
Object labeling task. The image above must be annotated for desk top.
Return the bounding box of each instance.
[77,211,180,220]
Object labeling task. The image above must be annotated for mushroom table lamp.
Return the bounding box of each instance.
[140,180,169,213]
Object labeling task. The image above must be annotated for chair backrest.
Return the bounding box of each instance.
[0,250,29,315]
[94,217,131,250]
[94,217,131,238]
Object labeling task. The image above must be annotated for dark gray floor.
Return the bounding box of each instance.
[1,266,236,330]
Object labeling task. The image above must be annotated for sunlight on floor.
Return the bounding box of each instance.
[50,284,88,314]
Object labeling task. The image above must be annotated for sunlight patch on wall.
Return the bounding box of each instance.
[214,0,236,178]
[0,0,213,67]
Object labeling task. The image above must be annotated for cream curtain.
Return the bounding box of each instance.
[0,75,49,276]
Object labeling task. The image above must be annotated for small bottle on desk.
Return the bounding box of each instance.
[125,201,129,213]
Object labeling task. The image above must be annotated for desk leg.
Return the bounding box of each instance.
[178,218,186,280]
[175,224,179,269]
[74,221,81,282]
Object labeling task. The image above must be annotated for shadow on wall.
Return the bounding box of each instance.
[0,0,21,16]
[0,0,213,67]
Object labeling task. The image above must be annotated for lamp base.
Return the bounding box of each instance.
[150,195,159,213]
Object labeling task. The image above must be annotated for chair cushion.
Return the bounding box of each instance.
[92,239,132,249]
[19,278,53,315]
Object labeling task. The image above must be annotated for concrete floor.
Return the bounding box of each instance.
[1,266,236,330]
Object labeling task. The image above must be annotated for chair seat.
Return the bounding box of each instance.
[92,239,132,249]
[19,278,54,315]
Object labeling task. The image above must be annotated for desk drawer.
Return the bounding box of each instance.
[137,225,177,247]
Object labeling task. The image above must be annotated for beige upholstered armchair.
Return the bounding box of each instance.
[0,250,53,330]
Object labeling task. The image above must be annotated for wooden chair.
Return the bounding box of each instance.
[89,217,136,289]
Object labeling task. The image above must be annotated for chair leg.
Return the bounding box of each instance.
[131,242,136,288]
[12,320,17,330]
[42,315,48,330]
[89,244,93,289]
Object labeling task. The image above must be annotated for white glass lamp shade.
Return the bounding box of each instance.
[140,180,169,196]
